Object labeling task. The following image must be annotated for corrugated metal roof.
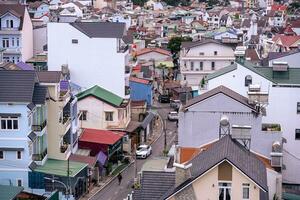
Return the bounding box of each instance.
[76,85,123,107]
[80,128,123,145]
[0,184,23,200]
[70,22,126,38]
[0,70,36,103]
[37,71,62,83]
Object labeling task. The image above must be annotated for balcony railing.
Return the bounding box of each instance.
[32,148,47,161]
[118,45,129,53]
[60,144,69,153]
[32,120,47,132]
[59,90,70,102]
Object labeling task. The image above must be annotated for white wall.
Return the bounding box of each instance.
[21,8,33,61]
[48,23,126,97]
[137,51,170,62]
[207,63,300,184]
[33,26,47,56]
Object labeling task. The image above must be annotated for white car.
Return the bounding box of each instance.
[168,111,179,121]
[136,145,152,159]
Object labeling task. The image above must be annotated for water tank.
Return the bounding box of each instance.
[220,115,229,126]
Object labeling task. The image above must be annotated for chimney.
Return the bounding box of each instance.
[174,163,192,187]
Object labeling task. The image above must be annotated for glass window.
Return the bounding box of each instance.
[7,120,12,129]
[296,129,300,140]
[16,38,19,47]
[1,119,6,129]
[72,39,78,44]
[245,75,252,86]
[214,51,218,55]
[219,182,231,200]
[2,38,9,48]
[17,151,21,159]
[12,38,14,46]
[211,62,215,70]
[0,151,3,159]
[17,179,22,186]
[6,20,9,28]
[190,61,194,71]
[105,112,113,121]
[79,111,87,121]
[242,183,250,199]
[297,102,300,114]
[200,62,203,70]
[10,20,13,28]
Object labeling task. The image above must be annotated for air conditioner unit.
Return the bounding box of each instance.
[270,152,283,168]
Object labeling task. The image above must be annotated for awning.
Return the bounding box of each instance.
[28,131,37,142]
[29,161,37,171]
[125,121,141,133]
[34,159,88,178]
[0,147,24,151]
[0,113,21,117]
[140,112,156,129]
[27,103,36,110]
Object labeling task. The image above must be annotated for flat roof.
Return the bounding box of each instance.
[34,159,87,177]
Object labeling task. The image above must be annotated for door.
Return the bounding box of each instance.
[219,182,231,200]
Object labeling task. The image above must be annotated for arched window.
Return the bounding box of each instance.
[10,20,13,28]
[245,75,252,86]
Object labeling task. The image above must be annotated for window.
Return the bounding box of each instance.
[10,20,13,28]
[105,112,113,121]
[17,151,22,159]
[211,62,215,70]
[17,179,22,187]
[199,52,204,55]
[12,38,15,46]
[200,62,203,70]
[214,51,218,55]
[16,38,19,47]
[242,183,250,199]
[296,129,300,140]
[0,151,4,159]
[72,39,78,44]
[6,20,9,28]
[219,182,231,200]
[245,75,252,86]
[231,61,234,65]
[79,111,87,121]
[184,75,186,81]
[0,117,18,130]
[2,38,9,48]
[297,102,300,114]
[190,61,194,70]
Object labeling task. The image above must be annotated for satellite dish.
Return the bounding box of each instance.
[220,115,229,126]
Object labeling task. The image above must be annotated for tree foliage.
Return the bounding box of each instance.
[167,36,192,69]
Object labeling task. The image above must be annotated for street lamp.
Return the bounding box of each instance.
[44,177,70,200]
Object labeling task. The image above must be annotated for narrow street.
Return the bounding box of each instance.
[89,102,178,200]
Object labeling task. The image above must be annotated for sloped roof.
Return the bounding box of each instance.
[70,22,126,38]
[69,154,97,168]
[37,71,62,83]
[181,39,233,49]
[80,128,123,145]
[0,4,25,30]
[76,85,123,107]
[272,34,300,47]
[136,48,171,57]
[256,67,300,85]
[133,171,175,200]
[0,70,36,103]
[32,84,47,105]
[184,85,256,111]
[0,185,23,200]
[163,135,268,199]
[129,76,151,84]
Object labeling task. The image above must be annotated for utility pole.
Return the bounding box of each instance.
[67,158,70,200]
[163,119,167,156]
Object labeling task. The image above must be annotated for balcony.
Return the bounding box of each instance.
[118,45,129,53]
[4,48,21,55]
[0,28,20,35]
[59,90,71,103]
[60,144,70,153]
[32,120,47,136]
[32,148,48,165]
[262,123,281,134]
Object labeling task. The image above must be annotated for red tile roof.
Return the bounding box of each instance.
[80,128,123,145]
[136,48,171,57]
[272,34,300,47]
[129,76,151,84]
[271,4,287,11]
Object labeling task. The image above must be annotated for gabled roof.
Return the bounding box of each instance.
[80,128,123,145]
[267,49,300,60]
[133,171,175,200]
[37,71,62,83]
[272,34,300,47]
[70,22,126,38]
[0,70,36,103]
[76,85,123,107]
[163,135,268,199]
[181,39,234,49]
[184,85,256,111]
[136,48,171,57]
[129,76,151,84]
[0,4,26,30]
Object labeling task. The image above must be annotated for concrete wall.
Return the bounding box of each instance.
[48,23,126,98]
[21,8,33,62]
[77,96,130,130]
[0,103,32,188]
[207,62,300,184]
[33,26,47,56]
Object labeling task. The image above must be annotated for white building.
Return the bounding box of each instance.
[48,22,129,98]
[0,4,33,63]
[180,40,235,88]
[206,61,300,186]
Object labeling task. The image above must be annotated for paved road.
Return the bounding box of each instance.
[89,102,178,200]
